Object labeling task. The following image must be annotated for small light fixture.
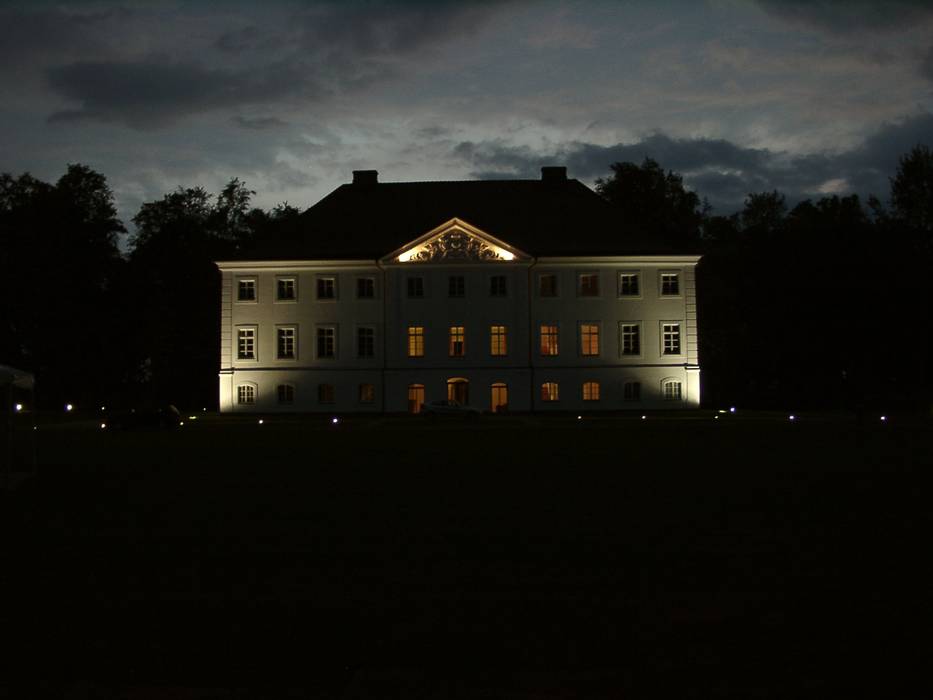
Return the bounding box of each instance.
[180,421,185,426]
[576,415,582,420]
[641,415,646,420]
[789,414,795,421]
[188,415,197,420]
[880,415,887,422]
[718,409,727,414]
[202,407,207,412]
[100,406,106,412]
[65,403,74,412]
[14,403,23,412]
[714,415,719,420]
[730,407,736,413]
[100,422,107,430]
[258,419,264,425]
[332,417,339,425]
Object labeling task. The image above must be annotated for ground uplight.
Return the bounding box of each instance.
[789,414,796,421]
[880,415,887,422]
[258,419,264,425]
[730,407,736,413]
[65,403,74,412]
[100,422,107,429]
[332,417,339,425]
[14,403,23,412]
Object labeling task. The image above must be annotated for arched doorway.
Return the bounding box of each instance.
[408,384,425,414]
[447,377,469,405]
[490,383,508,413]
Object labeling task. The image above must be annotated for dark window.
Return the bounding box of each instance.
[661,273,680,296]
[490,275,507,297]
[318,384,335,403]
[448,275,465,298]
[357,327,375,358]
[619,273,639,296]
[579,273,599,297]
[277,278,296,300]
[277,384,294,404]
[317,327,336,358]
[356,277,375,299]
[623,382,641,401]
[407,276,424,298]
[237,279,256,301]
[539,274,557,297]
[317,277,336,299]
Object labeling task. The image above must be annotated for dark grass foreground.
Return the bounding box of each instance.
[2,412,931,698]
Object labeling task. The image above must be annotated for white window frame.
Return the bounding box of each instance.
[316,275,337,301]
[356,276,376,300]
[617,270,642,298]
[662,377,684,401]
[579,321,600,358]
[316,324,337,359]
[577,271,601,298]
[659,270,682,298]
[237,382,257,405]
[619,322,642,358]
[660,321,683,357]
[489,324,508,357]
[275,325,297,360]
[539,323,560,357]
[236,325,258,362]
[275,276,297,303]
[235,277,258,304]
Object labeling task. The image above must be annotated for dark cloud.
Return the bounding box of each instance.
[232,115,289,130]
[453,113,933,213]
[46,59,317,129]
[38,1,507,129]
[920,45,933,82]
[754,0,933,34]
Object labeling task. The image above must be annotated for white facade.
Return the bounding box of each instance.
[217,218,700,413]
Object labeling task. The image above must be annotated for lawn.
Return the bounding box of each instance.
[3,411,930,697]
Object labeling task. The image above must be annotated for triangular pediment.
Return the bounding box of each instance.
[384,218,529,263]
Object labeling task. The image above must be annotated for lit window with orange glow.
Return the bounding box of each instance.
[407,326,424,357]
[541,382,559,402]
[540,324,559,356]
[580,323,600,356]
[490,325,507,356]
[582,381,600,401]
[359,383,375,403]
[408,384,425,413]
[449,326,465,357]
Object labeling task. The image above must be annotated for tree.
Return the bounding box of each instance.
[740,190,786,236]
[595,158,704,244]
[890,144,933,240]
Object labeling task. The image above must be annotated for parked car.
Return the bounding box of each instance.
[421,400,482,419]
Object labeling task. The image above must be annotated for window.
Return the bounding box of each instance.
[582,381,600,401]
[317,276,336,300]
[276,326,296,359]
[237,278,256,301]
[276,277,296,301]
[540,324,559,356]
[357,327,375,358]
[407,326,424,357]
[491,383,508,413]
[539,273,558,297]
[489,275,507,297]
[318,384,335,403]
[277,384,294,404]
[237,384,255,404]
[620,323,640,356]
[408,384,425,414]
[317,326,336,358]
[619,272,640,297]
[490,325,507,356]
[541,382,559,402]
[580,323,600,356]
[663,380,683,401]
[449,326,465,357]
[237,327,256,360]
[359,383,375,403]
[662,323,681,355]
[357,277,375,299]
[623,381,641,402]
[579,272,599,297]
[407,276,424,298]
[448,275,465,298]
[660,272,680,296]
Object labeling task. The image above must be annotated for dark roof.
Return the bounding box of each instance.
[244,174,683,260]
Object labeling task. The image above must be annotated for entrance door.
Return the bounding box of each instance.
[447,378,469,405]
[408,384,425,414]
[491,383,508,413]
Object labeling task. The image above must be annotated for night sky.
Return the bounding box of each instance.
[3,0,932,233]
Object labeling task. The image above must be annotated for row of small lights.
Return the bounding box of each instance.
[13,403,890,425]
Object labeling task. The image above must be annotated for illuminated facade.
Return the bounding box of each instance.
[217,168,701,413]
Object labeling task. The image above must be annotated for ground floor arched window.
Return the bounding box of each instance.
[490,383,508,413]
[447,377,469,404]
[408,384,425,414]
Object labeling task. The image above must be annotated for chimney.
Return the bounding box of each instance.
[352,170,378,185]
[541,166,567,182]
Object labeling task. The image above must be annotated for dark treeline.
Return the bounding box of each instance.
[2,147,931,411]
